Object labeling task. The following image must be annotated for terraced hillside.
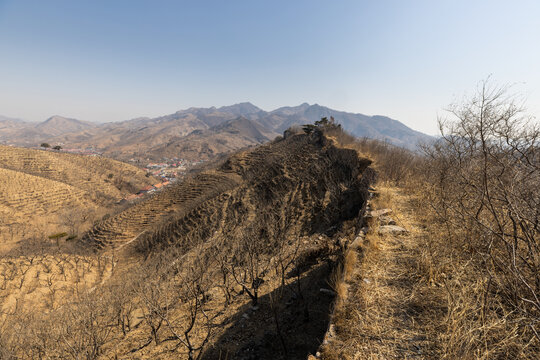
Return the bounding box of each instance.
[0,167,90,215]
[83,171,242,249]
[0,145,156,250]
[1,129,375,359]
[0,145,152,201]
[83,130,372,252]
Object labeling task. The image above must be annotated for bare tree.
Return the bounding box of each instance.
[228,226,272,307]
[423,79,540,347]
[55,291,115,359]
[136,273,164,347]
[159,249,215,359]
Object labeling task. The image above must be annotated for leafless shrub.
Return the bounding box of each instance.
[228,225,272,307]
[161,249,215,359]
[54,291,115,359]
[355,137,420,185]
[135,267,165,347]
[421,79,540,357]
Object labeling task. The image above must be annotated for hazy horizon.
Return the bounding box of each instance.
[1,0,540,136]
[0,101,432,131]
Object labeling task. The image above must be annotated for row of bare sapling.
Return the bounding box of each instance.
[0,203,315,359]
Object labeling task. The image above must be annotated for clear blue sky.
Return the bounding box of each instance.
[1,0,539,135]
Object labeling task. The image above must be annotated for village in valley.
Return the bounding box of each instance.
[122,157,204,203]
[36,144,205,204]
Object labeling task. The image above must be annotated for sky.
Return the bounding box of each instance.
[0,0,539,135]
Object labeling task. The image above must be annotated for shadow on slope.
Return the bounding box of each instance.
[202,258,337,360]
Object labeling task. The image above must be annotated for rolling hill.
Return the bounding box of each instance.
[0,128,376,359]
[0,116,34,144]
[1,103,432,161]
[0,145,157,251]
[0,115,97,146]
[35,115,97,137]
[146,117,278,161]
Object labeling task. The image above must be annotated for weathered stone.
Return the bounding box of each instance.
[358,226,369,235]
[378,225,408,236]
[369,208,392,217]
[350,236,364,249]
[378,215,396,225]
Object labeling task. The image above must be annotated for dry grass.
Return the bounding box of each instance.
[326,129,539,359]
[323,179,539,359]
[321,185,537,358]
[409,188,540,359]
[321,185,446,359]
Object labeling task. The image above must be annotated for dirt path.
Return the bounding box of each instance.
[321,186,447,359]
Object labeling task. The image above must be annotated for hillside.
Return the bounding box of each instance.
[0,115,28,129]
[0,116,34,144]
[0,145,156,251]
[0,127,376,359]
[146,117,278,161]
[35,115,97,137]
[0,115,97,146]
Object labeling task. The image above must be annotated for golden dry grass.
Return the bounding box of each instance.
[321,179,539,359]
[409,187,540,359]
[321,185,446,359]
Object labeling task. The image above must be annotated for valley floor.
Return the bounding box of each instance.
[321,186,447,359]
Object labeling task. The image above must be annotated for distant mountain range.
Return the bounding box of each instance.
[0,103,432,160]
[0,115,96,144]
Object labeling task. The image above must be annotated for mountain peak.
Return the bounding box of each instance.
[36,115,96,137]
[218,102,263,115]
[271,102,311,115]
[43,115,72,122]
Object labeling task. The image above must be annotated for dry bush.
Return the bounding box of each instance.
[322,124,421,185]
[419,80,540,358]
[333,81,539,358]
[353,137,421,185]
[129,246,218,359]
